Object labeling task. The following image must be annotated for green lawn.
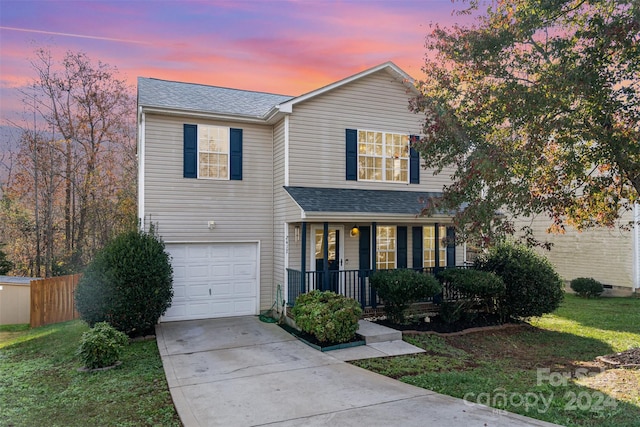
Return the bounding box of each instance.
[0,320,181,427]
[352,294,640,427]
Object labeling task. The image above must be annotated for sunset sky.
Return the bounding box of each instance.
[0,0,477,123]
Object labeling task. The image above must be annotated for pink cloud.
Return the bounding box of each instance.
[0,0,473,122]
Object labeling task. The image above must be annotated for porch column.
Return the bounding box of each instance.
[434,223,440,275]
[301,222,306,293]
[323,222,329,291]
[371,222,377,308]
[371,222,377,271]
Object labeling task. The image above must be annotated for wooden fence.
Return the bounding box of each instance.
[30,273,82,328]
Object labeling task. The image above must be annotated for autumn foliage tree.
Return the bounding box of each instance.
[412,0,639,246]
[0,49,137,276]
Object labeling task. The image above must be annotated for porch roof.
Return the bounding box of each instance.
[283,186,445,216]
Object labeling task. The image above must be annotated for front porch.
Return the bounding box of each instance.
[286,266,465,309]
[281,187,468,309]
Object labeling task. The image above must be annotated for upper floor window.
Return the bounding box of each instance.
[358,130,409,182]
[183,124,242,180]
[199,125,229,179]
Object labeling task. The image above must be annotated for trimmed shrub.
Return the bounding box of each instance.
[475,242,564,319]
[78,322,129,369]
[75,227,173,337]
[370,269,442,323]
[292,290,362,343]
[438,268,505,314]
[570,277,604,298]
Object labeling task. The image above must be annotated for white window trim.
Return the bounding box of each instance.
[197,124,230,180]
[376,225,397,270]
[423,225,447,268]
[357,129,410,183]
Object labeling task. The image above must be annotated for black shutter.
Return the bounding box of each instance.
[446,227,456,267]
[412,226,423,269]
[346,129,358,181]
[409,135,420,184]
[183,124,197,178]
[358,226,371,270]
[397,226,407,269]
[230,128,243,180]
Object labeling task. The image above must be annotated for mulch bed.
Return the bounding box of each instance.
[372,313,520,335]
[597,348,640,369]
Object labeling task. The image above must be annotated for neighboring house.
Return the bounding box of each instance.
[137,62,465,322]
[516,207,640,296]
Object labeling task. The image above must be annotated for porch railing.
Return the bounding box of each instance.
[286,266,468,309]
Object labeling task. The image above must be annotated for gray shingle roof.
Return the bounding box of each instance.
[138,77,294,118]
[284,187,444,215]
[0,275,38,285]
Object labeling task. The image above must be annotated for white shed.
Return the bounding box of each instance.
[0,276,36,325]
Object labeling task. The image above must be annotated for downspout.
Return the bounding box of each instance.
[284,115,290,187]
[137,106,145,230]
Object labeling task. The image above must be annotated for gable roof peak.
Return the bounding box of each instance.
[276,61,416,113]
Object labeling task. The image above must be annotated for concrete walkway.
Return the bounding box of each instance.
[156,316,561,427]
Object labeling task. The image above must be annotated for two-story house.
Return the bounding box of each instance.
[137,62,465,322]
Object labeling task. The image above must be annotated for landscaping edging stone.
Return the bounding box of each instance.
[295,335,366,352]
[401,322,527,337]
[279,323,365,352]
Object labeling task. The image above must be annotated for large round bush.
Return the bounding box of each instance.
[475,243,564,319]
[75,228,173,337]
[291,290,362,343]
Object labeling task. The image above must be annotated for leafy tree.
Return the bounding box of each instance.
[1,48,137,276]
[0,244,12,274]
[412,0,639,246]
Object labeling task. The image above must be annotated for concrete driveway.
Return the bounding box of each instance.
[156,316,560,427]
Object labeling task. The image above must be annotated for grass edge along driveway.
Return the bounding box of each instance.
[0,320,181,427]
[352,295,640,427]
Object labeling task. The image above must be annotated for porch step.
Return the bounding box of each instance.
[356,320,402,344]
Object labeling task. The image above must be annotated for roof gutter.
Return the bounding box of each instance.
[298,211,453,223]
[140,106,269,124]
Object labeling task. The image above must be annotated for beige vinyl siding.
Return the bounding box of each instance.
[288,70,454,192]
[143,113,275,309]
[272,119,286,290]
[514,212,634,291]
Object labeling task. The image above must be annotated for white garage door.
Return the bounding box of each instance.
[161,242,259,322]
